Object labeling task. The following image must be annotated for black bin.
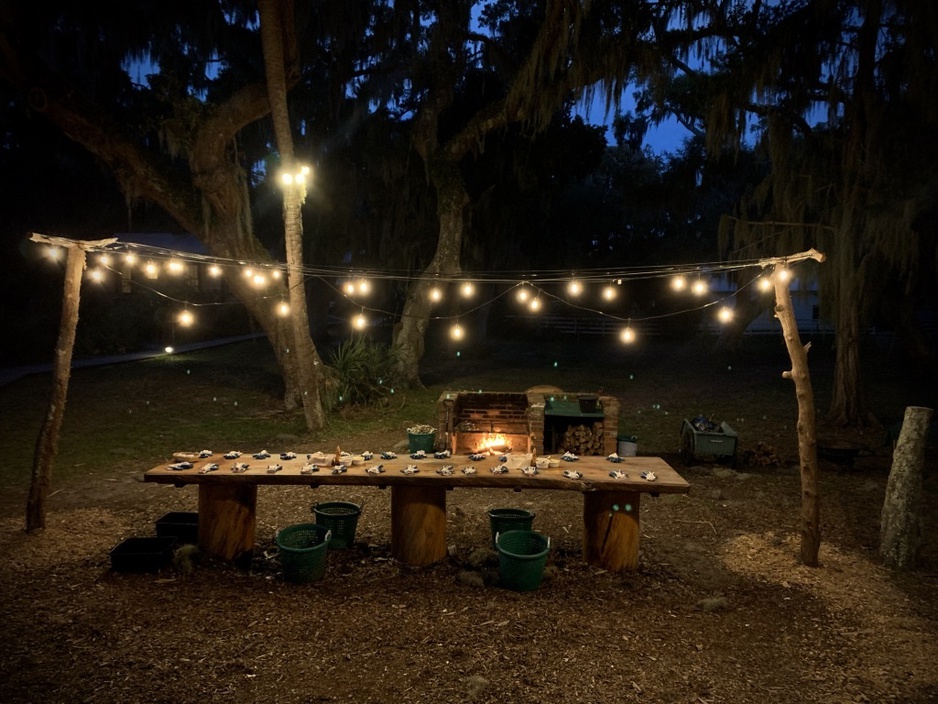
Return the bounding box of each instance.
[155,511,199,544]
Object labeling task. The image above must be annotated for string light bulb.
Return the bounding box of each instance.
[620,326,636,344]
[357,278,371,295]
[242,267,254,279]
[776,267,791,283]
[98,254,111,267]
[602,284,617,301]
[429,286,443,303]
[757,276,772,292]
[167,259,185,275]
[461,281,475,298]
[178,310,194,327]
[567,279,582,297]
[717,306,734,323]
[252,273,268,287]
[88,268,104,283]
[344,280,356,295]
[144,261,159,278]
[124,252,137,265]
[45,246,62,261]
[671,275,687,291]
[353,312,367,330]
[516,285,530,303]
[208,264,222,278]
[450,323,464,340]
[277,301,290,317]
[691,279,709,296]
[529,297,542,312]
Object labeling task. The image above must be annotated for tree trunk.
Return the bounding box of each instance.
[880,405,932,570]
[828,280,876,427]
[26,242,86,532]
[259,0,326,430]
[771,254,823,567]
[392,158,468,387]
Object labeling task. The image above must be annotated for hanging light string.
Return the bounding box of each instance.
[34,234,816,333]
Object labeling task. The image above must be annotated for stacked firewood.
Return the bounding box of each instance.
[740,442,783,468]
[561,422,605,455]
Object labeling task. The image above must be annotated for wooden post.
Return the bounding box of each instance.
[880,405,933,569]
[764,249,826,567]
[390,485,447,566]
[583,491,641,571]
[26,234,116,533]
[198,484,257,567]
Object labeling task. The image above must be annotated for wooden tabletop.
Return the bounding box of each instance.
[144,451,690,495]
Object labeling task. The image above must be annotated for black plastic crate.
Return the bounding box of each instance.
[155,511,199,544]
[110,536,177,573]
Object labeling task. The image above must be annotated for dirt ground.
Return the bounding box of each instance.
[1,342,937,704]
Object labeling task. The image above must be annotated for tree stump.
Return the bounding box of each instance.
[583,491,641,571]
[390,485,447,566]
[198,484,257,568]
[880,405,933,569]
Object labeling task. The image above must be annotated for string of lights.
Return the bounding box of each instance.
[33,234,813,344]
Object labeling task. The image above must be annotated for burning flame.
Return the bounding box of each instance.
[478,434,510,454]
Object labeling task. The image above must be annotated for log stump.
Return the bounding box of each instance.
[390,485,447,566]
[583,490,641,571]
[198,484,257,567]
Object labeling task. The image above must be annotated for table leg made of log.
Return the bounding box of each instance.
[198,483,257,568]
[582,490,641,572]
[390,485,447,566]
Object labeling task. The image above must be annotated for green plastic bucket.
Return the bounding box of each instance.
[496,529,551,592]
[488,508,535,549]
[312,501,362,549]
[275,523,331,584]
[407,432,436,453]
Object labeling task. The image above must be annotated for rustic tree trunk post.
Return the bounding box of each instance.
[880,405,933,569]
[763,249,826,567]
[26,234,115,533]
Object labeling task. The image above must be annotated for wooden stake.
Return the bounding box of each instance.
[26,234,115,533]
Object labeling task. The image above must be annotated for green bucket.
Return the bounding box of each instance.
[488,508,535,549]
[275,523,331,584]
[407,432,436,453]
[312,501,362,549]
[496,529,551,592]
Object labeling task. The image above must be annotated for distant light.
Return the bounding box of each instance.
[461,281,475,298]
[88,268,104,283]
[776,267,791,283]
[252,273,268,287]
[178,310,194,327]
[344,281,356,295]
[691,279,709,296]
[144,261,159,278]
[208,264,222,278]
[98,254,111,267]
[671,275,686,291]
[757,276,772,292]
[529,298,542,312]
[602,285,617,301]
[243,267,254,279]
[567,280,582,296]
[46,246,62,261]
[271,269,282,280]
[516,286,530,303]
[718,306,734,323]
[450,323,464,340]
[277,301,290,317]
[281,173,294,185]
[429,286,443,302]
[357,278,370,295]
[353,313,367,330]
[164,346,174,354]
[124,252,137,265]
[620,327,636,344]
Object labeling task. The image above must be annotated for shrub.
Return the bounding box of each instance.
[325,336,400,408]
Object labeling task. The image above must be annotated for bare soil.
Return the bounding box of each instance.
[1,339,936,704]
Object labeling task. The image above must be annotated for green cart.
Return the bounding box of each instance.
[680,418,738,466]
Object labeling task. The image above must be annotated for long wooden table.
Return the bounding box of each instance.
[144,451,690,572]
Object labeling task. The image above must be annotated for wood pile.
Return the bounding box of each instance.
[740,442,783,468]
[561,422,605,455]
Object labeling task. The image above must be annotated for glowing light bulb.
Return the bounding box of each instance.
[164,346,174,354]
[602,285,617,301]
[271,269,282,279]
[357,279,370,295]
[776,267,791,282]
[167,259,185,275]
[671,275,686,291]
[353,313,367,330]
[344,281,356,295]
[529,298,541,312]
[277,301,290,317]
[252,273,267,287]
[692,279,708,296]
[300,165,311,177]
[429,286,443,302]
[620,327,636,344]
[46,246,62,261]
[281,173,294,185]
[178,310,194,327]
[461,281,475,297]
[144,261,158,278]
[450,323,464,340]
[567,279,582,296]
[124,253,137,265]
[718,306,734,323]
[758,276,772,292]
[516,286,530,303]
[208,264,222,278]
[98,254,111,267]
[243,267,254,279]
[89,268,104,283]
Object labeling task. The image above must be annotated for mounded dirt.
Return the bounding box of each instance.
[1,339,936,703]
